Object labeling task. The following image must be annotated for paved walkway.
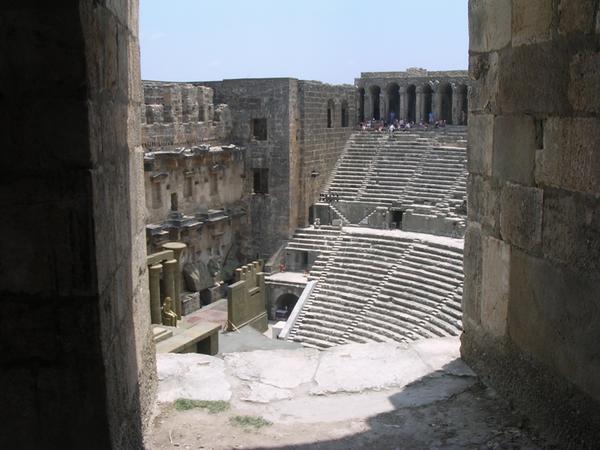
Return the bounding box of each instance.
[219,325,301,354]
[150,337,547,449]
[182,298,228,329]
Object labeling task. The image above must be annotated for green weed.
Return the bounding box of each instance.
[173,398,230,414]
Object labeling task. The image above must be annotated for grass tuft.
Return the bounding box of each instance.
[229,415,273,429]
[173,398,230,414]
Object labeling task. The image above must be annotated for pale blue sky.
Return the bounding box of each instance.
[140,0,468,85]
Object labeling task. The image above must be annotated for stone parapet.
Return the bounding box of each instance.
[359,69,469,79]
[227,261,268,332]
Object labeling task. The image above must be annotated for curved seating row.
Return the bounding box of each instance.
[284,228,464,349]
[325,130,467,226]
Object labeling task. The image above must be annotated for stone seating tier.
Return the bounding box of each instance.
[378,292,461,327]
[285,228,464,348]
[324,130,467,217]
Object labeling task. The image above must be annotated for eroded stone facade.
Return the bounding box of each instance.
[197,78,356,258]
[141,82,250,311]
[141,78,356,311]
[142,82,232,147]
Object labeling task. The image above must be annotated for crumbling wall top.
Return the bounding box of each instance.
[359,69,469,79]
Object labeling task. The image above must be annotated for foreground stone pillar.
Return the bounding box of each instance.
[3,1,155,447]
[163,259,178,318]
[464,0,600,445]
[149,264,163,324]
[162,242,186,318]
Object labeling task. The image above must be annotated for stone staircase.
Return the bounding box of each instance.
[284,226,341,256]
[283,227,464,349]
[324,128,467,227]
[329,203,351,225]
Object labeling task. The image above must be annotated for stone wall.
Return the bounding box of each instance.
[198,78,356,257]
[360,68,470,79]
[0,1,154,448]
[200,78,297,259]
[142,82,252,303]
[464,0,600,444]
[142,81,232,148]
[297,81,356,227]
[144,78,356,260]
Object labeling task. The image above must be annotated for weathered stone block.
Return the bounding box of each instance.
[468,52,499,113]
[1,368,38,448]
[469,0,512,52]
[467,114,493,175]
[500,182,543,252]
[492,115,536,184]
[481,236,511,337]
[509,248,600,402]
[467,175,501,236]
[536,117,600,193]
[542,189,600,273]
[498,43,570,115]
[512,0,553,46]
[462,223,483,327]
[559,0,596,35]
[569,51,600,113]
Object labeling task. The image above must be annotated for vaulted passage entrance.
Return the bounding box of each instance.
[386,83,400,122]
[275,293,299,320]
[358,88,365,122]
[439,82,453,124]
[370,85,381,120]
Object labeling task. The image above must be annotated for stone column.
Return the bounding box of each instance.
[162,242,187,318]
[416,86,424,123]
[433,88,443,123]
[149,264,163,324]
[163,259,178,318]
[364,90,373,120]
[399,86,408,121]
[452,85,465,125]
[382,93,389,122]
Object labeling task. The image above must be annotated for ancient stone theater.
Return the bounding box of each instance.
[4,1,600,449]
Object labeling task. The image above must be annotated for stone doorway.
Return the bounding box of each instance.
[391,210,403,229]
[275,293,299,320]
[370,85,381,120]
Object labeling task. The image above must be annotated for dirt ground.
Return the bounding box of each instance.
[150,381,549,450]
[149,338,552,450]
